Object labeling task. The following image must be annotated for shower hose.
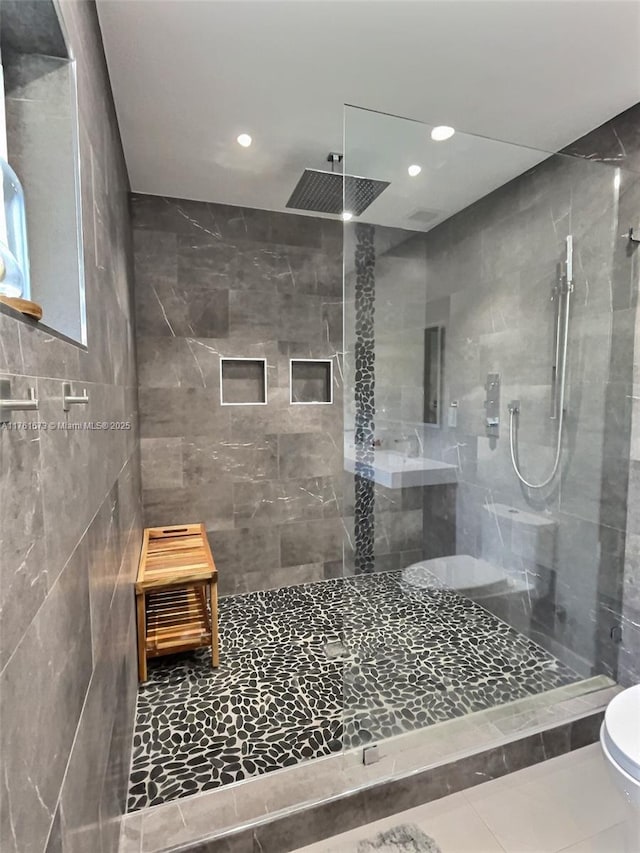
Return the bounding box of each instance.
[508,270,572,490]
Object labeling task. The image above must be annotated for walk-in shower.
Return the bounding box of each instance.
[127,105,638,816]
[508,235,574,489]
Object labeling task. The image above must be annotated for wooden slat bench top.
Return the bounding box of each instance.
[135,523,217,592]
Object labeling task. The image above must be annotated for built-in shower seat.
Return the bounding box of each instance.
[135,523,219,682]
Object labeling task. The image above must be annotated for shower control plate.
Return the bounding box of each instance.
[484,373,501,438]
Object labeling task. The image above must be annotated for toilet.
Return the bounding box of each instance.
[402,554,512,597]
[600,685,640,809]
[401,551,540,599]
[402,502,556,601]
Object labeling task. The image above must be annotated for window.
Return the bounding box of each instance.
[1,0,86,344]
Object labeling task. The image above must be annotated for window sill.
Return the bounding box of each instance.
[0,299,88,351]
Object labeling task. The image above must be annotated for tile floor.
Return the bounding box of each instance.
[128,572,580,811]
[293,744,635,853]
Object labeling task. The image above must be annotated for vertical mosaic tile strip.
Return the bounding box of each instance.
[353,222,376,574]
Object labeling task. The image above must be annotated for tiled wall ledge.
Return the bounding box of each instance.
[120,679,616,853]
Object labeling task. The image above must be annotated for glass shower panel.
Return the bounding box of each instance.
[342,104,639,753]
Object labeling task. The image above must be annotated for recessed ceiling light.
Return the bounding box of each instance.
[237,133,252,147]
[408,164,422,177]
[431,126,455,142]
[341,211,353,221]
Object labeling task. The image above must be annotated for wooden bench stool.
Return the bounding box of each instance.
[135,523,219,682]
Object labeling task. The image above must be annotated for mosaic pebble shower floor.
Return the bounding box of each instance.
[128,571,580,811]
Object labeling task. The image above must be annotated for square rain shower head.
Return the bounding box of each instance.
[286,169,390,216]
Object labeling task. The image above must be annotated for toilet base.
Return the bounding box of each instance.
[600,724,640,809]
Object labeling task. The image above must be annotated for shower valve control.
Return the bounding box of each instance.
[448,400,458,428]
[484,373,501,438]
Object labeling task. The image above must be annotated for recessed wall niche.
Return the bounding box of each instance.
[290,359,333,405]
[220,358,267,405]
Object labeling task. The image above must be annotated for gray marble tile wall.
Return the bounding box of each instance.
[0,2,142,852]
[132,195,344,595]
[416,105,640,680]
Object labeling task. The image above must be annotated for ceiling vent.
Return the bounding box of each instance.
[407,208,441,225]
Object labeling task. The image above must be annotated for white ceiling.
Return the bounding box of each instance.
[96,0,640,231]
